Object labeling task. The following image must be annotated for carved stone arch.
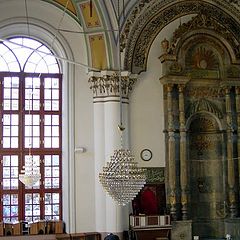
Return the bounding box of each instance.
[123,0,240,73]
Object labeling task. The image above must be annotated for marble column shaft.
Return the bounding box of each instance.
[225,87,237,217]
[178,84,188,220]
[167,84,177,220]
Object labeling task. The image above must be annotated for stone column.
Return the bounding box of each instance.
[167,84,177,220]
[88,70,137,235]
[235,87,240,215]
[224,87,237,217]
[178,84,188,220]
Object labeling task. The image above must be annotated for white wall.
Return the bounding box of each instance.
[129,16,193,168]
[0,0,96,233]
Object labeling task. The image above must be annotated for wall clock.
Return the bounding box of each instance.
[140,149,152,161]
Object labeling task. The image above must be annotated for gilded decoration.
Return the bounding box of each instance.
[80,2,101,28]
[123,1,240,73]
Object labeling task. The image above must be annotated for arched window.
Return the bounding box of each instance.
[0,37,62,222]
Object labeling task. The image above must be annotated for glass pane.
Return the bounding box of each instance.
[45,115,51,125]
[3,115,10,124]
[52,137,59,148]
[3,137,10,148]
[53,178,59,188]
[33,100,40,110]
[52,101,59,111]
[45,178,51,188]
[52,78,59,89]
[12,100,18,110]
[4,88,11,98]
[11,115,18,125]
[3,195,10,205]
[12,88,19,98]
[11,137,18,148]
[45,78,52,88]
[3,126,10,136]
[52,90,59,100]
[3,156,10,166]
[8,62,20,72]
[3,100,10,110]
[12,77,19,87]
[12,156,18,166]
[45,137,51,148]
[52,116,59,125]
[53,167,59,177]
[44,100,51,110]
[33,137,40,148]
[33,115,40,124]
[3,168,10,178]
[52,156,59,165]
[45,89,51,99]
[45,167,51,177]
[53,205,59,215]
[44,126,51,136]
[11,126,18,136]
[33,126,39,136]
[53,193,59,203]
[45,155,52,165]
[3,179,10,189]
[52,126,59,136]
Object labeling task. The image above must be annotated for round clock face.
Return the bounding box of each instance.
[140,149,152,161]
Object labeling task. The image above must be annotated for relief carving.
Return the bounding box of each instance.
[88,72,137,98]
[123,1,240,73]
[170,14,238,59]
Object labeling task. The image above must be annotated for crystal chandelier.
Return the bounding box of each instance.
[99,146,146,206]
[19,88,41,187]
[19,155,41,187]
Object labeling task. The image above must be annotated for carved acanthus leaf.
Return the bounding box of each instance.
[88,72,137,98]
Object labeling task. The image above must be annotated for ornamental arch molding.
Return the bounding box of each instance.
[123,0,240,73]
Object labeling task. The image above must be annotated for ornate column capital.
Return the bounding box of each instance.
[88,70,138,98]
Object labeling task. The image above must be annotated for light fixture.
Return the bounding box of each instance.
[98,0,146,206]
[99,126,146,206]
[19,87,41,187]
[19,155,41,187]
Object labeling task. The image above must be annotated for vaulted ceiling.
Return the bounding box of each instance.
[43,0,240,73]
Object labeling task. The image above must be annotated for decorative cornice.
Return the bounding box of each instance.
[88,70,137,98]
[123,0,240,73]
